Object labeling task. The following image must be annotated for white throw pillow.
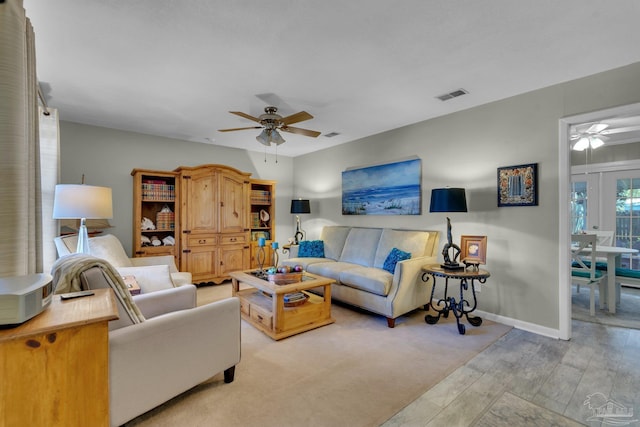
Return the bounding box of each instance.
[116,265,175,294]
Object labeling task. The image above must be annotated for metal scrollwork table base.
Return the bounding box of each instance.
[421,264,490,335]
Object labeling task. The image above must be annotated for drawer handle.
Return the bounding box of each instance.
[199,239,206,244]
[257,315,263,321]
[230,237,236,242]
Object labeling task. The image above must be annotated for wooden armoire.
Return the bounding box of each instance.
[132,164,277,285]
[175,164,252,284]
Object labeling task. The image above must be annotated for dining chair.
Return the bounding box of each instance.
[571,234,607,316]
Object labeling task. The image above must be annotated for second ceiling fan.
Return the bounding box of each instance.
[218,106,321,146]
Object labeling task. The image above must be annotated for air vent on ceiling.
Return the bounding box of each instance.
[324,132,340,138]
[436,89,468,101]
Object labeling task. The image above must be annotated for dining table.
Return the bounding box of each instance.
[575,244,639,313]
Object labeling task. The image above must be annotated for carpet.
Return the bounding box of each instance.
[126,284,512,427]
[572,284,640,330]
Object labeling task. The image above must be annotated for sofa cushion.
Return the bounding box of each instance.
[307,262,359,282]
[339,228,383,267]
[283,257,333,270]
[320,226,351,260]
[116,265,175,293]
[383,247,412,273]
[298,240,325,258]
[339,266,393,296]
[374,229,430,269]
[88,234,134,267]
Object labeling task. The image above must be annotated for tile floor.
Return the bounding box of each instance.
[382,319,640,426]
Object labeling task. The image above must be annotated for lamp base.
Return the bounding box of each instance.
[76,219,91,255]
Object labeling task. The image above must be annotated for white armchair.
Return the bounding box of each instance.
[54,233,192,287]
[51,254,240,427]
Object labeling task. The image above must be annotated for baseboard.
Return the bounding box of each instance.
[475,309,561,340]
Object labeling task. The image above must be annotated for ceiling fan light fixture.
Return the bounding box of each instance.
[573,137,590,151]
[590,136,605,149]
[271,129,285,145]
[256,129,270,146]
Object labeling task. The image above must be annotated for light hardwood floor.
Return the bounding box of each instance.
[383,318,640,426]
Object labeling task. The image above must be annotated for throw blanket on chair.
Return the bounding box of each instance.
[51,253,145,323]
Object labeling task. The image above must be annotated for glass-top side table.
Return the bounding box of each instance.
[421,264,490,335]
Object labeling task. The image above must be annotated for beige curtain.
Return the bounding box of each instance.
[40,107,60,272]
[0,0,43,276]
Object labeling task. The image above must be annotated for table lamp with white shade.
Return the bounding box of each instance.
[53,184,113,254]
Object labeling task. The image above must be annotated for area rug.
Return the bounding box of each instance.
[572,284,640,330]
[126,284,512,427]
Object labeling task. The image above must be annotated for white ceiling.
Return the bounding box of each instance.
[24,0,640,157]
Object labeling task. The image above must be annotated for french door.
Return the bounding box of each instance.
[572,166,640,269]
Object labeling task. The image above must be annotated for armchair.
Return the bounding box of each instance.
[54,233,192,287]
[51,254,240,427]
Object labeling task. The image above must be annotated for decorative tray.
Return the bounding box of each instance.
[284,292,309,307]
[267,272,303,285]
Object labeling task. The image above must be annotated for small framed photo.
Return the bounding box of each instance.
[460,235,487,266]
[497,163,538,207]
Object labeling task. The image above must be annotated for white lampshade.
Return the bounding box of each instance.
[53,185,113,219]
[53,184,113,254]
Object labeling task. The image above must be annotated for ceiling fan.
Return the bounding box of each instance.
[570,123,609,151]
[218,106,321,146]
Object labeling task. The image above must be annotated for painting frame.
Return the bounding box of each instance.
[460,235,487,266]
[497,163,538,207]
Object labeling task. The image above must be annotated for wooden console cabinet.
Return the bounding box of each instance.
[0,289,118,426]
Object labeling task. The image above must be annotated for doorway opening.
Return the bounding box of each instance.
[559,102,640,339]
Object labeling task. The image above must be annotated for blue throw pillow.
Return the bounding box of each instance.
[298,240,325,258]
[383,248,411,273]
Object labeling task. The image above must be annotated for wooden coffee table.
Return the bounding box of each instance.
[230,270,335,340]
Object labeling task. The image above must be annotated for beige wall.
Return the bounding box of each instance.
[292,62,640,331]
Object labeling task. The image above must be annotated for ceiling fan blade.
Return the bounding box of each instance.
[281,126,321,138]
[280,111,314,126]
[586,123,609,134]
[218,126,262,132]
[229,111,262,123]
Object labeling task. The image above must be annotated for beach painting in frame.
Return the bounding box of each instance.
[342,158,421,215]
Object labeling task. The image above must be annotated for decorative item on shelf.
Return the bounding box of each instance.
[290,199,311,244]
[260,209,270,227]
[141,217,156,230]
[271,241,279,268]
[429,187,467,270]
[156,205,174,230]
[53,182,113,255]
[460,235,487,271]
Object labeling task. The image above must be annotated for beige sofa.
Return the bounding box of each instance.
[283,226,439,327]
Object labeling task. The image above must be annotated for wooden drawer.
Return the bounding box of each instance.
[188,235,218,247]
[239,297,250,316]
[220,233,248,245]
[250,304,272,330]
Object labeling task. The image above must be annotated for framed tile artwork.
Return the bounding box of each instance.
[497,163,538,207]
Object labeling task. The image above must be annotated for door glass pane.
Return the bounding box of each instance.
[616,178,640,269]
[571,181,587,234]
